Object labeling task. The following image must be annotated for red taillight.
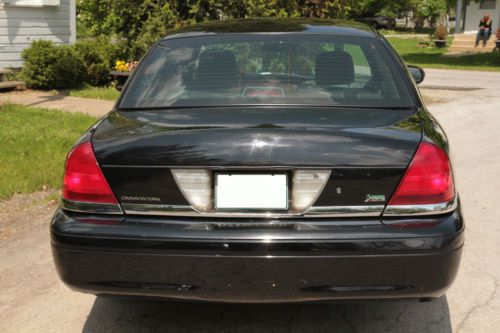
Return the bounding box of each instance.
[388,142,454,205]
[63,142,118,204]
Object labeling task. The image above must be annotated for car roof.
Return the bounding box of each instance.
[162,18,378,41]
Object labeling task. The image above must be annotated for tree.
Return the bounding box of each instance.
[298,0,351,19]
[76,0,361,59]
[413,0,447,28]
[350,0,414,17]
[78,0,180,58]
[77,0,116,36]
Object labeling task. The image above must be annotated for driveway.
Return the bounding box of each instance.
[0,90,114,118]
[1,68,499,332]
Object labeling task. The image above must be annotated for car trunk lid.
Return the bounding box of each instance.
[91,107,421,214]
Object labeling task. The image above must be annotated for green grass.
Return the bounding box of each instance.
[64,85,120,101]
[0,104,97,199]
[388,37,500,71]
[380,27,435,36]
[380,26,455,36]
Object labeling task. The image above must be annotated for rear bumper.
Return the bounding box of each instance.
[51,209,464,303]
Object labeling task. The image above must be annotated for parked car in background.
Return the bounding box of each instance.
[51,18,463,303]
[357,15,396,29]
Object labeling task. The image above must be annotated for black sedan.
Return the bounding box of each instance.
[51,18,463,303]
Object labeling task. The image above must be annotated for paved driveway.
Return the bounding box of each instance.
[0,90,114,117]
[1,68,499,332]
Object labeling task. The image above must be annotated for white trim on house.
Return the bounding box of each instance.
[0,0,74,68]
[69,0,74,43]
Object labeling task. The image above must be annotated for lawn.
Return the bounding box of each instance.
[64,85,120,101]
[388,37,500,71]
[0,104,97,199]
[380,27,435,36]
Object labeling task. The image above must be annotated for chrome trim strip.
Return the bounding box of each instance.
[122,204,194,216]
[61,199,123,215]
[121,203,384,218]
[383,198,457,217]
[305,205,384,217]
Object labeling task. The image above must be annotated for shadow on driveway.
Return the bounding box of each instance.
[82,296,451,332]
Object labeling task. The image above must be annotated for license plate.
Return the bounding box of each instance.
[215,173,288,210]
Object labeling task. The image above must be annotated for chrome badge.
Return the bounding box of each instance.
[364,194,386,203]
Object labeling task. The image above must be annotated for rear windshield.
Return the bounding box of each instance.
[120,34,413,109]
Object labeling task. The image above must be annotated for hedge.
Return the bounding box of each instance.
[20,37,120,89]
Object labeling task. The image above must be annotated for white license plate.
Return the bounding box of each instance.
[215,174,288,210]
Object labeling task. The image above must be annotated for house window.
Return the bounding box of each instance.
[1,0,61,7]
[479,1,496,10]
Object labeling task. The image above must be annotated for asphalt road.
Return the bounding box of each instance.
[1,68,499,332]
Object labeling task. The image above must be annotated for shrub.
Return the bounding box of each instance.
[20,40,57,88]
[21,38,123,89]
[435,24,447,41]
[20,40,85,89]
[73,37,119,86]
[52,45,86,88]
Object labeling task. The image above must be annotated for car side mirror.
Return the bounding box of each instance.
[407,65,425,84]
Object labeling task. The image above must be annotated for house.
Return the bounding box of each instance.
[0,0,75,69]
[456,0,499,33]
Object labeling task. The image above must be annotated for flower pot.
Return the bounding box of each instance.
[434,39,447,48]
[496,40,500,49]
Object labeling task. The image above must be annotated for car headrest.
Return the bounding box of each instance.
[315,51,355,86]
[194,50,238,89]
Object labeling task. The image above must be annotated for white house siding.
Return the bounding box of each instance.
[0,0,75,69]
[464,0,499,33]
